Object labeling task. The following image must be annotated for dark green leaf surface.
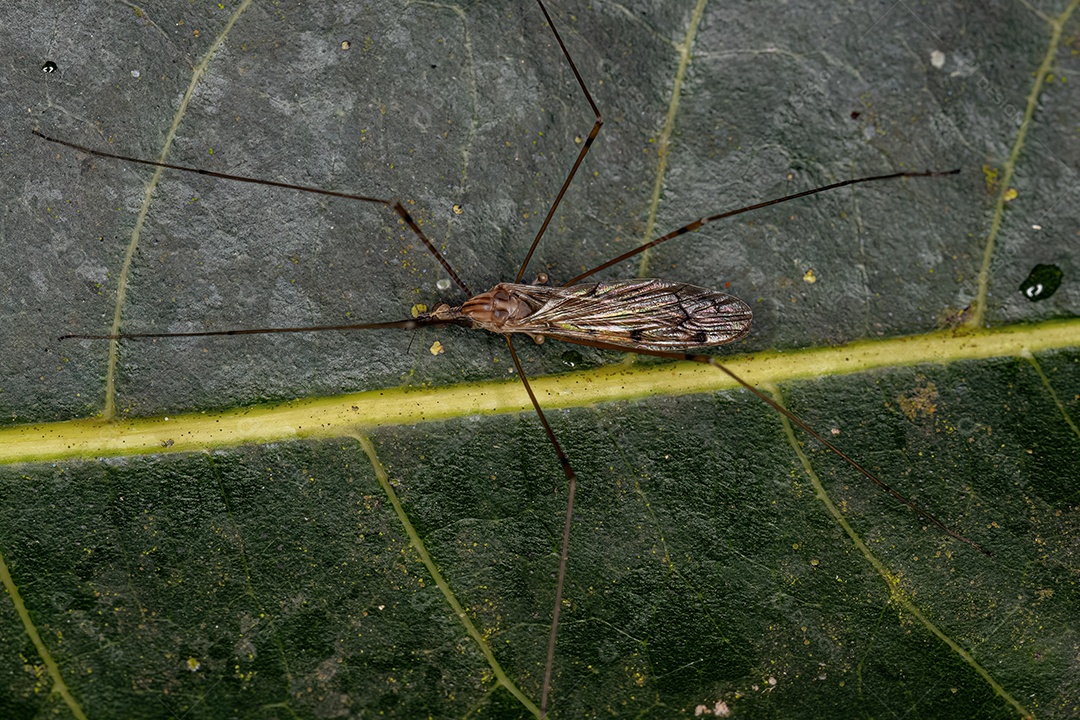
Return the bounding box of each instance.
[1,1,1078,718]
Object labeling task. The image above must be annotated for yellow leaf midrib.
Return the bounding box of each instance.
[3,318,1076,465]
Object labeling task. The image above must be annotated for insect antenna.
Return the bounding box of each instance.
[57,319,424,342]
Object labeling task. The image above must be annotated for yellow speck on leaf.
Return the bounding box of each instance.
[897,377,939,420]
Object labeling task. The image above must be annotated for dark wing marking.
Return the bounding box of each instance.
[507,279,752,350]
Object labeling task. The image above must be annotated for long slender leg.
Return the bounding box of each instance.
[550,336,990,557]
[514,0,604,284]
[503,5,605,707]
[562,169,959,286]
[32,129,474,297]
[505,336,578,716]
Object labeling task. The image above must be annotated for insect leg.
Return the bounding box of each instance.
[552,335,990,556]
[564,169,960,286]
[32,129,474,297]
[514,0,604,284]
[504,335,578,717]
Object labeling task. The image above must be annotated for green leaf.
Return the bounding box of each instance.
[3,1,1078,718]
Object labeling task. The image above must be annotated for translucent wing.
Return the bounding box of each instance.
[506,279,752,350]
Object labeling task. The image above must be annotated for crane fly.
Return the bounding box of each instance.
[36,0,988,715]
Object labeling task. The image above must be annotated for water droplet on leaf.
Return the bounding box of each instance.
[1019,264,1062,302]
